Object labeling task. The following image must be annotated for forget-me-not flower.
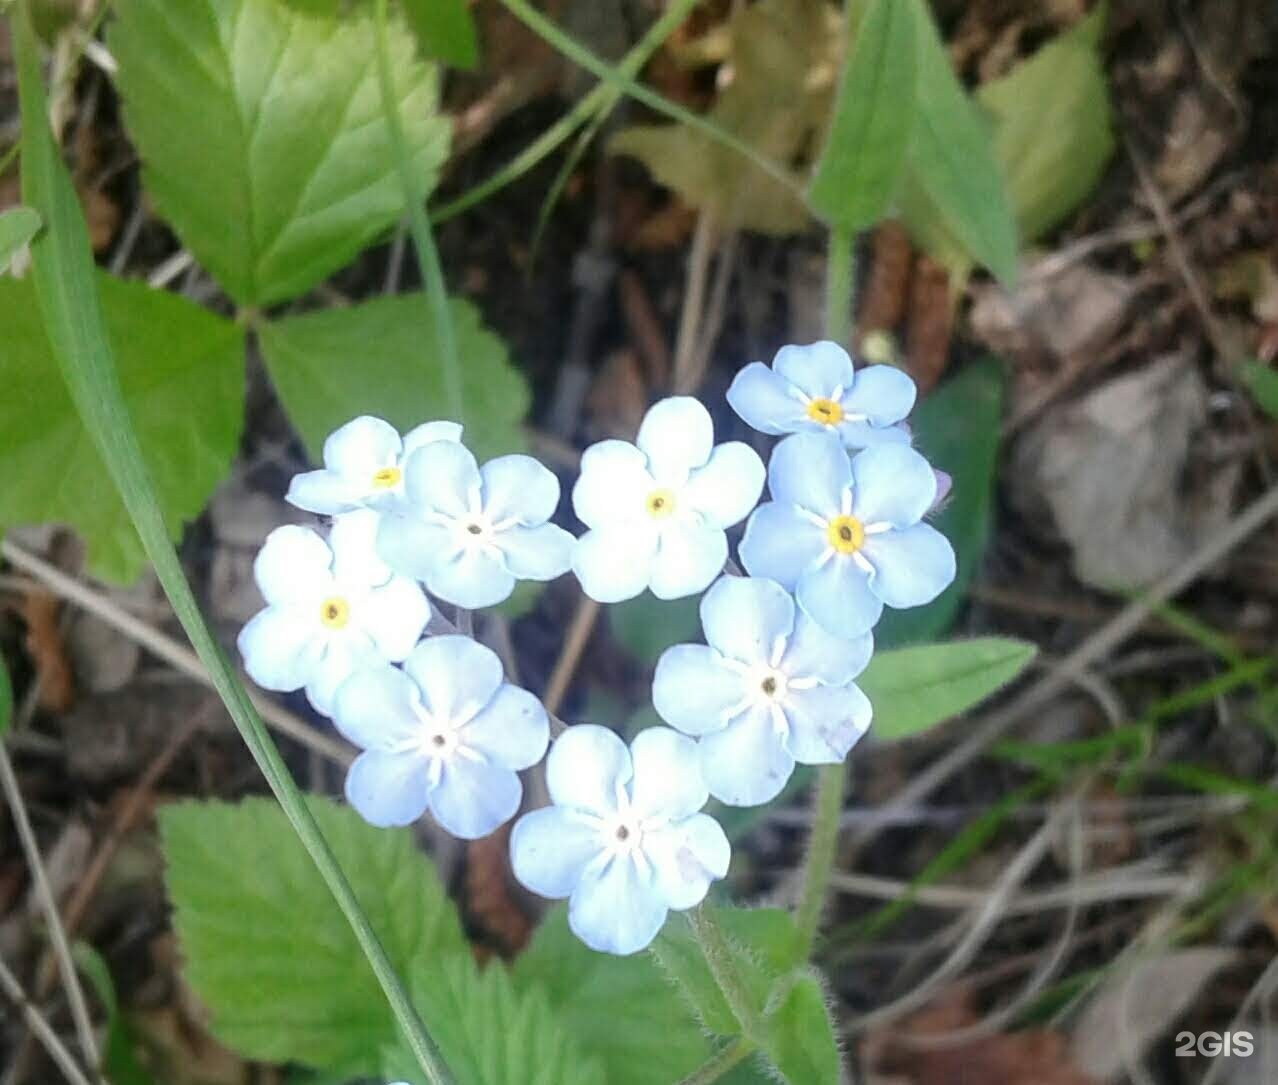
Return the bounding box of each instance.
[332,636,549,838]
[286,415,462,516]
[740,432,955,640]
[510,725,730,955]
[653,576,873,806]
[377,441,575,609]
[727,341,915,448]
[571,397,764,603]
[237,510,430,716]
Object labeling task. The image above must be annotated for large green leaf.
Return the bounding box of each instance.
[807,0,917,230]
[860,637,1037,741]
[110,0,450,307]
[609,592,702,665]
[899,0,1018,284]
[764,971,841,1085]
[160,797,467,1076]
[877,357,1005,647]
[403,0,479,68]
[0,273,244,583]
[1242,360,1278,421]
[386,956,606,1085]
[978,5,1113,242]
[0,206,41,272]
[259,294,529,462]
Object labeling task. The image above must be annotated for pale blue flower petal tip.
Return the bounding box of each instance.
[727,340,916,449]
[740,431,956,641]
[652,576,874,807]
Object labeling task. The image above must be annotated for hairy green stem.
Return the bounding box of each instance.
[433,0,702,225]
[687,906,764,1042]
[373,0,463,422]
[12,7,454,1083]
[795,763,848,959]
[496,0,802,198]
[677,1037,754,1085]
[824,224,855,348]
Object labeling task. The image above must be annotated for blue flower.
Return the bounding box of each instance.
[727,341,915,448]
[286,415,462,515]
[740,433,955,640]
[377,441,575,609]
[510,726,730,956]
[332,636,549,838]
[571,397,764,603]
[653,576,873,806]
[237,510,431,717]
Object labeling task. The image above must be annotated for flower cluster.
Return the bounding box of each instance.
[237,340,955,954]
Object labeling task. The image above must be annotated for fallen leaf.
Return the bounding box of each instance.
[23,588,75,712]
[465,823,533,955]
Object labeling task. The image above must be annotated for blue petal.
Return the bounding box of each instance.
[569,853,667,955]
[784,684,872,764]
[573,526,659,604]
[637,397,714,484]
[682,442,766,529]
[795,556,882,640]
[429,757,522,839]
[727,362,808,435]
[850,444,937,527]
[496,523,575,582]
[344,750,431,827]
[238,607,319,693]
[376,512,457,582]
[402,636,504,722]
[772,341,856,399]
[697,709,795,807]
[305,635,380,717]
[781,613,873,686]
[739,502,826,590]
[510,807,604,899]
[861,523,956,609]
[645,814,731,910]
[572,440,653,530]
[286,469,364,515]
[649,521,727,600]
[403,440,481,518]
[841,364,917,426]
[323,416,401,478]
[462,684,549,770]
[627,727,708,821]
[835,420,913,450]
[766,432,849,517]
[481,454,561,524]
[546,724,632,816]
[427,548,516,609]
[699,575,795,666]
[331,663,422,751]
[652,644,745,736]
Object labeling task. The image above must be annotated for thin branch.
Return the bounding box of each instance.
[0,957,94,1085]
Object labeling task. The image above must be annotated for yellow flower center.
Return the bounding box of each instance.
[319,596,351,629]
[645,488,677,519]
[827,515,865,555]
[370,466,402,490]
[806,397,845,426]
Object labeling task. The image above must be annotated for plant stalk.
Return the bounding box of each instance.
[686,905,764,1043]
[824,223,856,348]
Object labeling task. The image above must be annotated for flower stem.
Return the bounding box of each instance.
[677,1037,754,1085]
[687,905,764,1043]
[794,763,847,959]
[372,0,463,423]
[824,223,856,348]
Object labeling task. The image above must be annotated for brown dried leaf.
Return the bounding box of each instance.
[903,256,955,394]
[465,823,532,956]
[23,589,76,712]
[858,221,916,339]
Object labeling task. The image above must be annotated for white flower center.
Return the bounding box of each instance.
[749,664,789,703]
[319,596,351,629]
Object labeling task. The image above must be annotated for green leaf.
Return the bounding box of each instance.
[807,0,917,230]
[763,971,841,1085]
[160,797,467,1076]
[876,357,1005,647]
[0,655,11,740]
[403,0,479,68]
[608,592,701,664]
[1242,360,1278,421]
[860,637,1037,741]
[386,955,606,1085]
[899,0,1018,284]
[0,205,41,272]
[0,273,244,584]
[109,0,451,307]
[258,294,529,462]
[978,5,1113,242]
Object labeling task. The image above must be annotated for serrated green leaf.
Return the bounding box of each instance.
[978,5,1113,242]
[763,971,840,1085]
[0,273,244,584]
[386,955,606,1085]
[877,357,1005,647]
[160,797,467,1076]
[900,0,1018,285]
[860,637,1037,741]
[807,0,917,230]
[258,294,529,463]
[1242,360,1278,421]
[110,0,450,307]
[0,206,41,272]
[403,0,478,68]
[608,592,701,665]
